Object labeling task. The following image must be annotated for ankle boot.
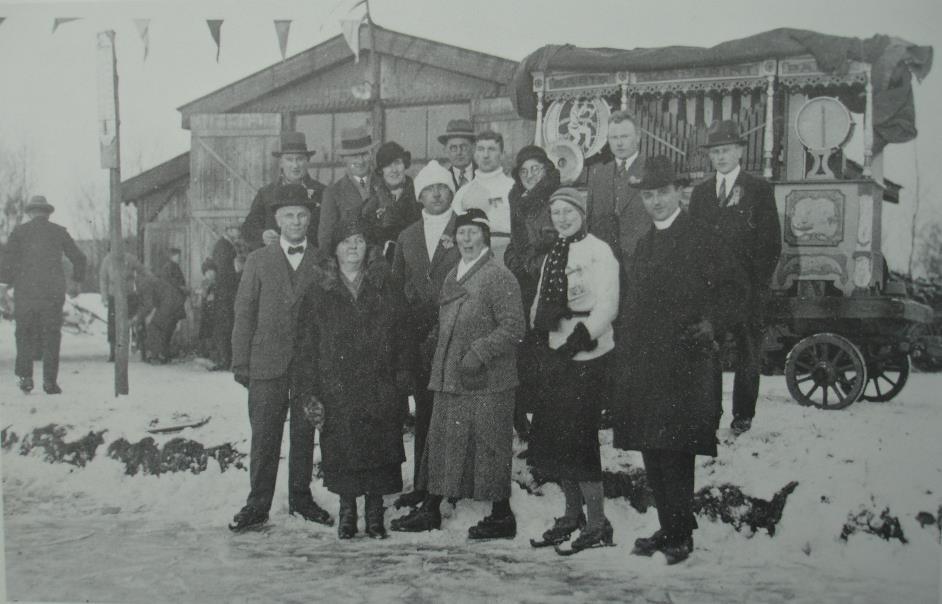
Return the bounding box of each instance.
[365,494,387,539]
[338,496,357,539]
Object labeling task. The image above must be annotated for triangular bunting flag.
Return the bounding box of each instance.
[207,19,223,62]
[52,18,80,33]
[134,19,150,61]
[274,20,291,61]
[340,16,365,63]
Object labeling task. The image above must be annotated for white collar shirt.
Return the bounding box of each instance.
[716,164,741,199]
[280,237,307,270]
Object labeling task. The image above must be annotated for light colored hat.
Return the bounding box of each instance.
[413,160,455,196]
[337,126,375,156]
[24,195,55,214]
[548,187,586,215]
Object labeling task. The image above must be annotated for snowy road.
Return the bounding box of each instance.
[1,311,941,603]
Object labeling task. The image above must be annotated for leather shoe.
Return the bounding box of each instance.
[392,490,426,510]
[43,381,62,395]
[228,506,269,532]
[18,376,34,393]
[338,497,357,539]
[289,499,334,526]
[661,535,694,565]
[390,503,441,532]
[631,529,668,556]
[365,495,387,539]
[731,417,752,435]
[468,512,516,540]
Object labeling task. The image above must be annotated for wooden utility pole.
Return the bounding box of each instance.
[365,0,383,141]
[98,30,129,395]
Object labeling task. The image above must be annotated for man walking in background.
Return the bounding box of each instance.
[0,195,86,394]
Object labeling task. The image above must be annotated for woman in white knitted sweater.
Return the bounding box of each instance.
[527,187,620,554]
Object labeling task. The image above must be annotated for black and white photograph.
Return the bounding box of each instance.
[0,0,940,601]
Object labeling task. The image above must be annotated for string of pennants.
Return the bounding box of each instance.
[0,9,368,63]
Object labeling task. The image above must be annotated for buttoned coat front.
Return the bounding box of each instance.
[585,156,651,265]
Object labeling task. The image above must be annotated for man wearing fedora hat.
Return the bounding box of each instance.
[229,183,333,531]
[438,119,477,191]
[689,120,782,436]
[317,126,377,255]
[241,131,325,251]
[0,195,87,394]
[612,156,747,564]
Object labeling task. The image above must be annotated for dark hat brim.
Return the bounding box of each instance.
[337,142,377,156]
[437,131,476,145]
[271,150,317,158]
[700,136,747,149]
[24,202,55,214]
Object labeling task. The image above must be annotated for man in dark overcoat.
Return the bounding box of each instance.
[585,110,651,271]
[159,247,187,297]
[317,126,376,255]
[688,120,782,435]
[228,183,333,532]
[210,225,241,370]
[241,132,325,251]
[134,270,186,364]
[389,160,460,509]
[0,195,86,394]
[612,156,747,564]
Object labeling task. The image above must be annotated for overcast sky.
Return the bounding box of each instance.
[0,0,940,270]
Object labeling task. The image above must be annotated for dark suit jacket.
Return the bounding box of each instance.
[688,169,782,319]
[449,164,476,191]
[391,213,460,344]
[159,261,186,295]
[585,156,651,264]
[318,174,372,255]
[241,174,325,251]
[231,243,323,381]
[0,217,86,302]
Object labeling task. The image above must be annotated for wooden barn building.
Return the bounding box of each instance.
[120,24,533,289]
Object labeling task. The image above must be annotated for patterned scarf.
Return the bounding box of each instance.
[533,230,587,330]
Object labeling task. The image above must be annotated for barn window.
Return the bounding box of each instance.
[385,103,470,162]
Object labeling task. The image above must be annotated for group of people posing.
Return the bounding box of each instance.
[226,112,782,566]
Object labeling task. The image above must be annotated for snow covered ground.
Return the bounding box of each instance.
[1,299,940,603]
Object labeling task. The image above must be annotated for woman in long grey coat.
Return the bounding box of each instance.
[612,156,747,564]
[391,208,525,539]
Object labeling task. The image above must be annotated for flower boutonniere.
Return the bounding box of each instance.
[727,185,743,207]
[628,175,641,185]
[375,207,387,220]
[439,233,455,249]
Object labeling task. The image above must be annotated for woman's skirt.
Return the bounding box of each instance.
[422,389,515,501]
[529,352,612,482]
[323,463,402,498]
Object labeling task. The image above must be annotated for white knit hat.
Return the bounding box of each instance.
[413,160,456,197]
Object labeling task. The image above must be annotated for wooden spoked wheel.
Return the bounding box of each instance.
[785,333,867,410]
[860,351,910,402]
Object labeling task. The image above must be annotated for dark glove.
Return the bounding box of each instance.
[683,319,716,349]
[533,301,573,332]
[233,370,250,389]
[555,322,597,358]
[301,393,325,431]
[395,369,416,395]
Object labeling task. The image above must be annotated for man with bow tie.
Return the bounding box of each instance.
[229,183,332,532]
[688,120,782,435]
[585,110,651,270]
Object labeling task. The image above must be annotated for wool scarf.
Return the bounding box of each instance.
[533,230,587,330]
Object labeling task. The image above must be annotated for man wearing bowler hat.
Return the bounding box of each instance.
[438,119,477,191]
[229,183,332,531]
[0,195,86,394]
[688,120,782,435]
[317,126,377,255]
[241,131,325,251]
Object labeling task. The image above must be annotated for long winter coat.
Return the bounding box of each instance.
[0,217,86,304]
[688,170,781,322]
[428,251,525,395]
[612,212,747,457]
[305,254,408,477]
[585,156,651,265]
[504,166,561,313]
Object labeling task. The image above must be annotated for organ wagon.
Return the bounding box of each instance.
[510,29,934,409]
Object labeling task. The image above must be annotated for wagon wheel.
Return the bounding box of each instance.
[785,333,867,410]
[860,352,910,402]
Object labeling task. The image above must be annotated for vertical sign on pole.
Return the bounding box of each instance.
[97,30,129,395]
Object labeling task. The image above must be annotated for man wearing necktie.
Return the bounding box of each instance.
[317,126,377,256]
[688,120,782,436]
[585,110,651,271]
[437,119,477,191]
[229,183,333,531]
